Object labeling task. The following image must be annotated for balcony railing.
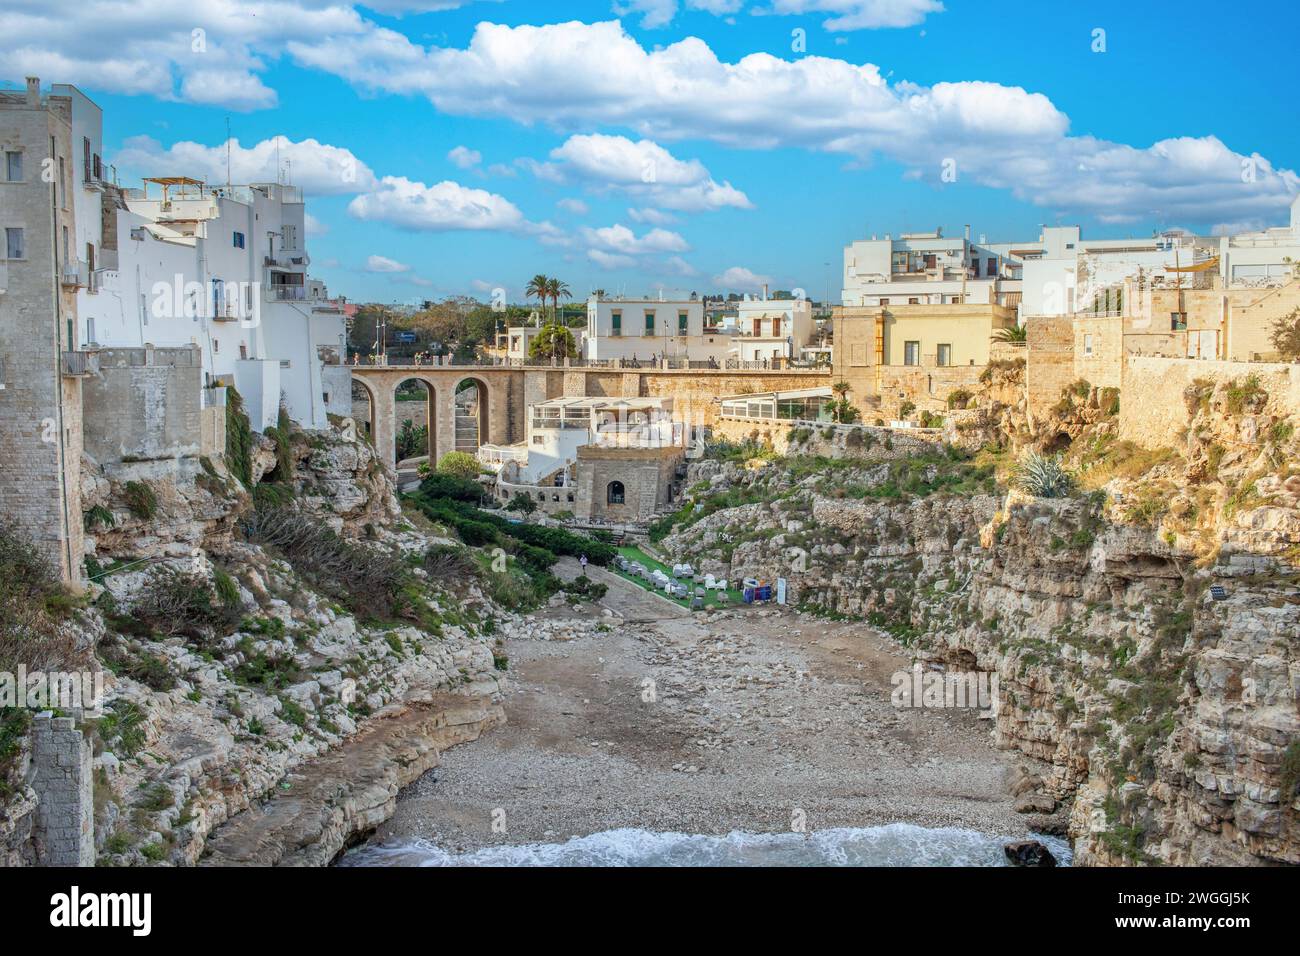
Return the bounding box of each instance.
[61,350,100,377]
[61,259,89,289]
[265,284,308,301]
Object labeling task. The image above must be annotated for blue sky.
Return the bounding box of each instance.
[5,0,1297,304]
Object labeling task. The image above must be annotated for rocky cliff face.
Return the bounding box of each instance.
[665,406,1299,865]
[4,421,510,866]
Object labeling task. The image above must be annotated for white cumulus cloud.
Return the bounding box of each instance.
[365,255,411,273]
[713,266,773,290]
[348,176,556,235]
[113,135,377,195]
[537,134,753,213]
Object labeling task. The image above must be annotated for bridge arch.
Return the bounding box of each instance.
[394,378,436,475]
[453,376,491,454]
[350,378,377,442]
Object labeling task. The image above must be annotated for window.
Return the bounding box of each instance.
[82,137,91,183]
[643,311,654,336]
[879,298,890,306]
[139,293,148,327]
[4,227,23,260]
[678,311,688,334]
[1084,333,1094,356]
[936,344,952,366]
[85,242,94,272]
[532,436,543,445]
[908,297,919,305]
[904,341,920,366]
[282,224,298,250]
[4,151,21,181]
[1171,313,1188,331]
[611,310,622,336]
[607,481,626,505]
[233,231,245,249]
[213,339,219,354]
[987,258,997,277]
[58,156,65,207]
[86,318,96,346]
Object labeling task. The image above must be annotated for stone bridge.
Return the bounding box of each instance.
[349,364,831,472]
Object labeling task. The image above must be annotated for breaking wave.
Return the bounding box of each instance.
[340,824,1072,867]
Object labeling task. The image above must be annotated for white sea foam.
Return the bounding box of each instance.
[340,824,1073,867]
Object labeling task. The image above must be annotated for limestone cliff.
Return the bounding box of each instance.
[664,376,1299,866]
[4,420,508,866]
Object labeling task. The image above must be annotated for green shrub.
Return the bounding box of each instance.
[418,472,485,504]
[437,451,482,479]
[128,567,242,644]
[225,387,254,488]
[84,504,115,531]
[122,481,158,520]
[506,492,538,514]
[1014,451,1076,498]
[946,389,973,410]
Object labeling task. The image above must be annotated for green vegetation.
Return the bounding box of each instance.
[84,504,115,531]
[436,451,482,480]
[1013,451,1076,499]
[408,493,615,565]
[225,387,254,488]
[613,545,743,609]
[263,406,296,484]
[416,471,485,504]
[1269,307,1300,361]
[946,388,973,410]
[396,420,429,462]
[122,481,158,520]
[94,700,148,758]
[0,708,32,798]
[506,492,538,515]
[242,506,412,624]
[119,567,243,646]
[529,323,578,360]
[1224,375,1267,415]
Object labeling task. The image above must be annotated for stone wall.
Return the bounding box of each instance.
[31,715,94,867]
[1025,315,1076,421]
[574,444,682,522]
[1119,357,1300,449]
[1073,315,1124,390]
[82,346,205,464]
[0,93,84,584]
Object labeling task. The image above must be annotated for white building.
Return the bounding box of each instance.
[732,297,815,363]
[843,212,1300,325]
[57,86,348,432]
[584,295,734,363]
[480,396,683,485]
[842,228,1025,311]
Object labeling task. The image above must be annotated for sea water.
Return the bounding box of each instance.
[340,823,1072,867]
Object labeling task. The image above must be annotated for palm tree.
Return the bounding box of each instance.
[546,277,571,323]
[526,274,550,325]
[994,324,1028,344]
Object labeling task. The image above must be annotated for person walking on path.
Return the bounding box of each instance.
[580,554,588,577]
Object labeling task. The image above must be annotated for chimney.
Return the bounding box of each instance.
[25,76,40,107]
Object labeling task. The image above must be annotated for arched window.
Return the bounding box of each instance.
[607,481,626,505]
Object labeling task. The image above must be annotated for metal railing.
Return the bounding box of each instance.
[61,350,100,377]
[61,259,89,289]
